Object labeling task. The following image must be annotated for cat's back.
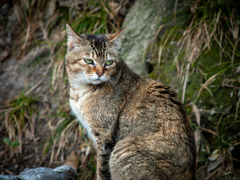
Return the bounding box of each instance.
[126,77,195,142]
[121,77,190,129]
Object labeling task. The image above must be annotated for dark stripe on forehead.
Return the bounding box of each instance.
[87,34,108,57]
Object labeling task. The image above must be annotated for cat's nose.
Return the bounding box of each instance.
[96,70,104,77]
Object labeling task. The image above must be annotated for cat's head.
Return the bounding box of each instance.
[65,24,124,87]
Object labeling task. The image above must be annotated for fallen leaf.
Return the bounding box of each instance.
[207,154,223,172]
[209,149,220,161]
[64,151,79,170]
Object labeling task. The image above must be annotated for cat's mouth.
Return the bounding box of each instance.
[87,75,109,85]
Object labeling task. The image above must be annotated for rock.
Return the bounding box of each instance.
[0,165,77,180]
[120,0,178,75]
[0,175,17,180]
[54,165,78,178]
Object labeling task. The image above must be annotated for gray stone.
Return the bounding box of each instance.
[0,175,17,180]
[0,165,77,180]
[54,165,78,178]
[120,0,177,75]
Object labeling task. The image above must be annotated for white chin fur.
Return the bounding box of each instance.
[100,76,110,82]
[91,80,102,85]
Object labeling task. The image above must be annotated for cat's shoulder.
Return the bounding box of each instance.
[139,77,181,104]
[140,77,174,95]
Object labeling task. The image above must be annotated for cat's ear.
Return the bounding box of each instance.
[108,28,125,51]
[66,24,84,51]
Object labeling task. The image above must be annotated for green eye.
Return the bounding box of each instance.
[105,60,113,66]
[84,59,94,64]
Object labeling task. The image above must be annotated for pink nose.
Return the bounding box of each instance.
[96,70,103,77]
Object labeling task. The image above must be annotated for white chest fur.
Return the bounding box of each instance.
[69,88,97,146]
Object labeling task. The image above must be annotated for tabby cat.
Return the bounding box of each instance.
[65,24,196,180]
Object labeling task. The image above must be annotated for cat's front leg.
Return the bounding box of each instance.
[96,141,113,180]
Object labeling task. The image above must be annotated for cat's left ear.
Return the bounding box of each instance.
[66,24,84,51]
[108,28,125,50]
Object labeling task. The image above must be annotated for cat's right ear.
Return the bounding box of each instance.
[107,28,125,52]
[66,24,83,51]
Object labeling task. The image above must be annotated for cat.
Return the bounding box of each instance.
[65,24,196,180]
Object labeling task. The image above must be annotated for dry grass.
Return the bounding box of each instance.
[0,94,38,156]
